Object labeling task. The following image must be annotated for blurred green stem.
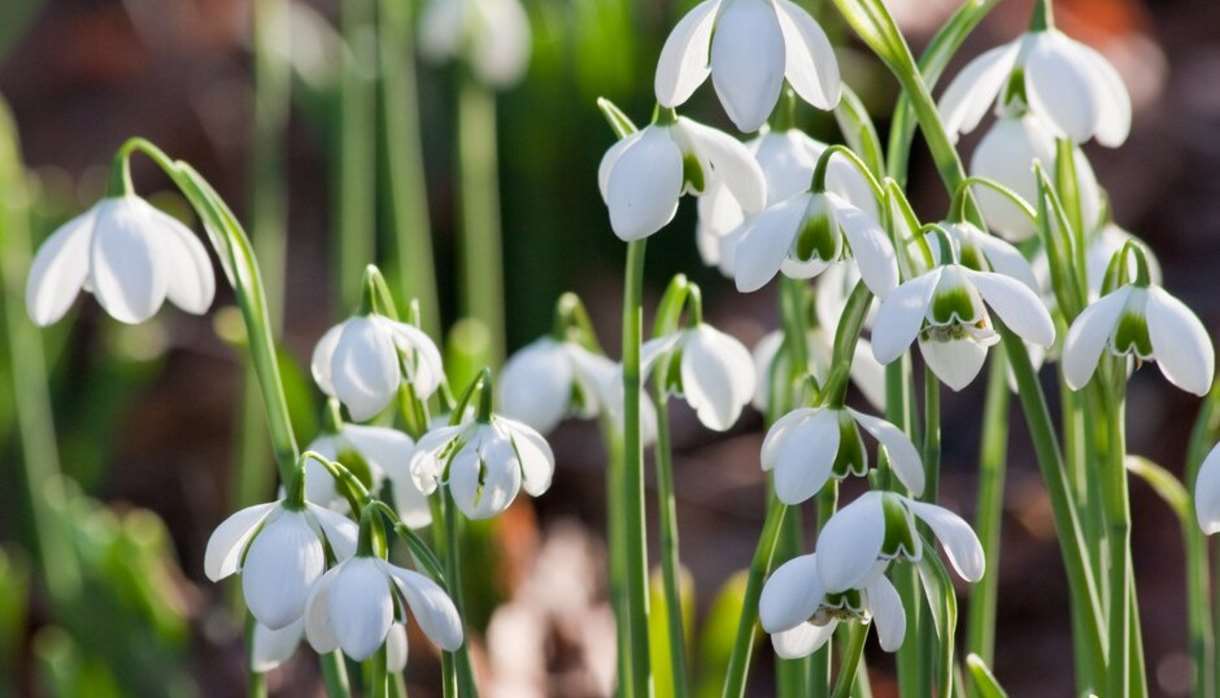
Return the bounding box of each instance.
[1186,380,1220,698]
[966,352,1009,670]
[918,365,941,696]
[337,0,377,309]
[829,624,868,698]
[721,496,787,698]
[443,491,479,697]
[603,419,633,698]
[652,386,689,698]
[321,652,352,698]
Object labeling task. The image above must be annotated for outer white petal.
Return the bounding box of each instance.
[919,337,988,392]
[773,0,840,109]
[816,491,886,593]
[251,619,303,672]
[499,417,556,496]
[827,193,897,298]
[341,424,414,483]
[964,224,1041,291]
[871,270,940,364]
[310,322,345,396]
[385,624,408,673]
[1062,286,1131,391]
[733,194,809,293]
[140,200,215,314]
[1145,286,1215,396]
[677,117,767,214]
[965,269,1056,346]
[680,324,756,431]
[755,131,816,205]
[498,339,572,434]
[25,207,94,326]
[760,407,818,471]
[751,330,785,412]
[1024,32,1100,144]
[89,197,167,324]
[328,557,394,660]
[392,472,434,529]
[640,332,684,381]
[970,114,1056,241]
[304,566,342,653]
[864,574,906,652]
[306,503,359,561]
[849,409,924,496]
[386,320,445,399]
[450,435,523,519]
[709,0,786,132]
[599,132,643,201]
[384,561,465,651]
[408,425,465,495]
[243,510,327,629]
[696,180,746,270]
[204,502,277,581]
[773,409,839,505]
[654,0,720,107]
[331,317,400,421]
[905,499,985,582]
[1069,38,1131,147]
[606,126,684,241]
[937,42,1019,141]
[849,339,888,412]
[771,621,838,659]
[1195,444,1220,535]
[760,552,825,632]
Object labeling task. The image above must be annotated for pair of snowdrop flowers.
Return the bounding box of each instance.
[760,491,985,657]
[419,0,530,87]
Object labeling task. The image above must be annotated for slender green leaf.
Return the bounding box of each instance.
[965,654,1007,698]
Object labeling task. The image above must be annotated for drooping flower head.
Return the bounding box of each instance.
[419,0,531,87]
[641,322,756,432]
[499,338,613,435]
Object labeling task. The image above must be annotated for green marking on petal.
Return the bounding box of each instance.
[832,411,869,480]
[1002,67,1029,113]
[682,153,705,194]
[1111,311,1153,358]
[880,493,920,560]
[930,286,978,325]
[794,212,838,263]
[959,243,986,273]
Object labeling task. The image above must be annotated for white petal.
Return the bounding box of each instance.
[606,126,684,241]
[816,491,886,593]
[1062,286,1131,391]
[871,270,940,364]
[680,324,756,431]
[771,620,838,659]
[965,269,1056,346]
[969,114,1056,241]
[385,623,409,672]
[849,339,888,412]
[963,224,1040,291]
[864,574,906,652]
[1024,32,1100,144]
[383,561,465,651]
[251,619,303,672]
[640,332,684,381]
[341,424,415,483]
[906,499,985,582]
[654,0,720,106]
[827,193,897,298]
[733,194,809,293]
[599,132,643,202]
[386,321,445,399]
[1145,286,1215,396]
[243,510,327,629]
[450,434,522,519]
[25,207,94,326]
[499,417,556,496]
[760,552,825,632]
[303,436,344,508]
[408,425,465,496]
[499,339,573,434]
[306,503,359,561]
[676,117,767,214]
[1070,38,1131,147]
[709,0,786,132]
[696,180,746,269]
[937,42,1019,141]
[849,409,924,496]
[760,407,817,471]
[1195,443,1220,535]
[310,323,345,397]
[773,409,839,505]
[773,0,840,109]
[392,472,434,530]
[919,336,988,392]
[139,200,215,314]
[89,197,167,324]
[751,330,785,412]
[331,317,401,421]
[328,557,394,661]
[304,566,342,653]
[204,502,277,581]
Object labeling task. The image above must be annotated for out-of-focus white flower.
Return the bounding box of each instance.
[762,406,923,503]
[760,553,905,658]
[641,323,756,431]
[204,498,357,630]
[749,327,887,414]
[305,425,431,529]
[655,0,841,132]
[499,338,610,434]
[305,556,463,661]
[26,195,215,326]
[419,0,531,87]
[410,416,554,519]
[1195,443,1220,535]
[312,315,444,422]
[599,117,765,242]
[1063,282,1214,396]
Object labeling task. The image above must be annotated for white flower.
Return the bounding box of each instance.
[204,499,357,630]
[939,28,1131,147]
[1084,224,1161,299]
[305,556,463,661]
[815,491,985,594]
[936,222,1040,292]
[26,195,215,327]
[642,323,756,431]
[1063,283,1214,396]
[599,117,765,242]
[655,0,840,132]
[410,417,555,519]
[969,111,1102,241]
[872,264,1056,391]
[749,327,887,414]
[762,406,924,503]
[499,338,611,434]
[250,619,408,673]
[306,425,431,529]
[1195,443,1220,535]
[419,0,530,87]
[760,553,905,658]
[312,315,444,422]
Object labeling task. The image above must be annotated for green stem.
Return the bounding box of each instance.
[1185,380,1220,698]
[1102,384,1131,698]
[721,495,788,698]
[603,417,633,698]
[651,389,689,698]
[321,652,353,698]
[457,74,505,366]
[370,646,389,698]
[337,0,378,309]
[919,365,941,696]
[443,492,479,697]
[830,624,869,698]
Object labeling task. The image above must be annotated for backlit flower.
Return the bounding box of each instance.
[641,323,756,431]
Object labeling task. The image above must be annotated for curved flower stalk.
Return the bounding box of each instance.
[762,405,924,504]
[305,423,431,529]
[311,312,444,421]
[418,0,530,87]
[640,322,756,431]
[599,113,766,242]
[872,259,1056,390]
[655,0,841,132]
[25,193,215,326]
[250,617,409,674]
[760,552,905,658]
[816,490,986,594]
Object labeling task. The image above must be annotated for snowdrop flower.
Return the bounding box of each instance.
[1084,224,1161,299]
[872,262,1056,391]
[599,115,765,242]
[305,425,431,529]
[312,314,444,421]
[1195,443,1220,535]
[410,416,555,519]
[204,497,357,630]
[499,338,612,434]
[938,25,1131,148]
[762,405,923,503]
[26,194,215,326]
[251,619,409,673]
[419,0,530,87]
[655,0,841,132]
[936,222,1040,292]
[641,323,756,431]
[1063,280,1214,396]
[816,491,985,594]
[760,553,905,658]
[305,556,463,661]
